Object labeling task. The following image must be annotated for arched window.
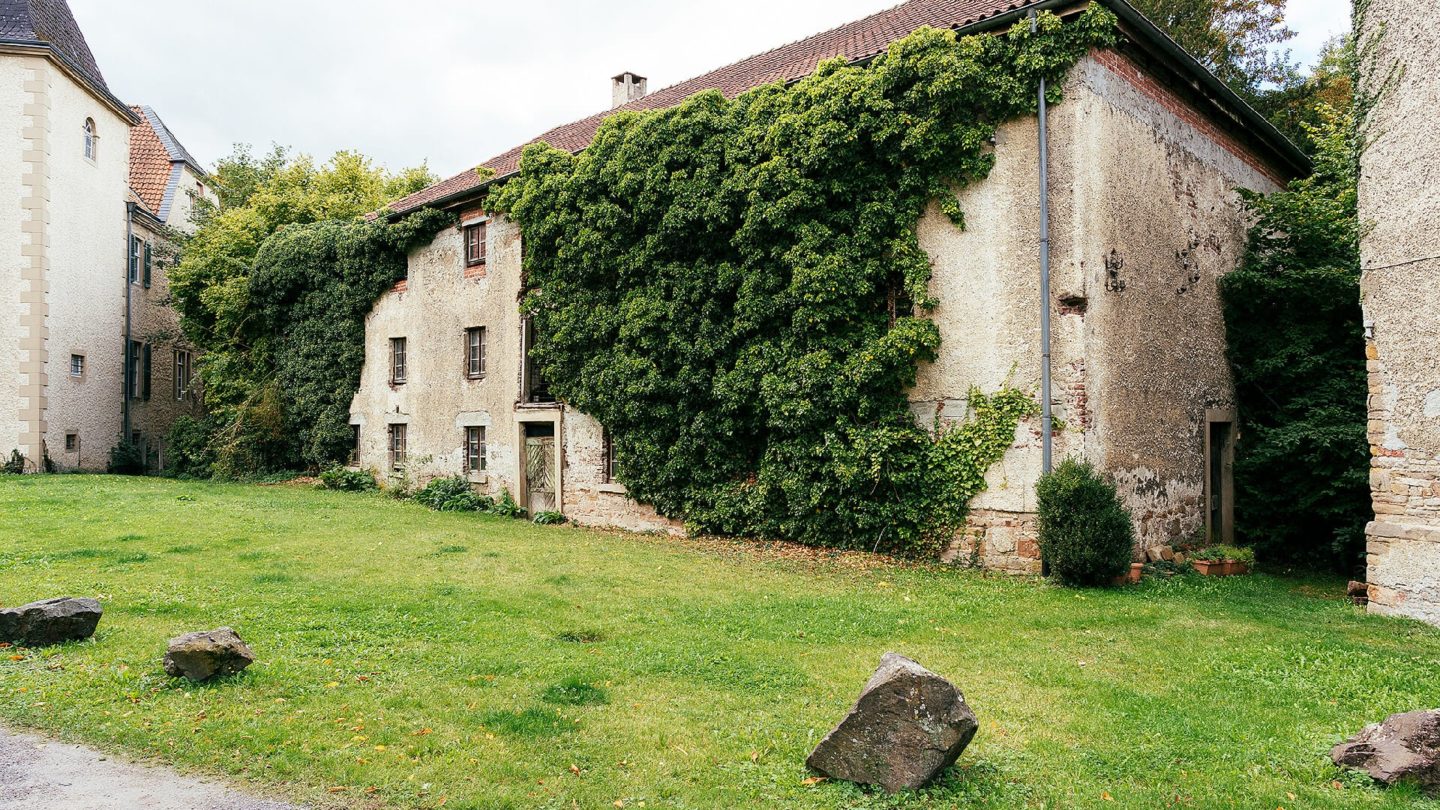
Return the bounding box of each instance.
[83,118,96,161]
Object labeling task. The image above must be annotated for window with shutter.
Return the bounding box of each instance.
[143,242,152,288]
[141,344,152,401]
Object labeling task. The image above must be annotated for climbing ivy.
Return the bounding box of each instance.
[490,10,1111,556]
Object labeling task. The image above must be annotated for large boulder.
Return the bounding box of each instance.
[807,653,978,793]
[1333,709,1440,792]
[0,597,102,647]
[162,628,255,682]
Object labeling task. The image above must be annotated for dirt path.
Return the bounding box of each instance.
[0,727,301,810]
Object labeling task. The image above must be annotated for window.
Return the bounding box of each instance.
[126,341,142,399]
[174,349,192,401]
[65,433,78,452]
[466,426,487,472]
[464,222,487,267]
[390,337,407,384]
[350,424,361,466]
[466,327,486,379]
[388,424,407,471]
[602,428,618,483]
[129,237,142,284]
[142,343,152,400]
[522,317,555,404]
[70,354,85,378]
[83,118,96,160]
[143,241,152,288]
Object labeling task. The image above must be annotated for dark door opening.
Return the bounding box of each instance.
[1205,412,1235,545]
[524,422,557,513]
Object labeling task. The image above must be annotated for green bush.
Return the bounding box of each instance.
[318,466,377,492]
[1036,459,1136,587]
[165,416,217,478]
[2,450,24,475]
[533,511,567,526]
[414,476,493,512]
[107,441,146,476]
[492,488,526,519]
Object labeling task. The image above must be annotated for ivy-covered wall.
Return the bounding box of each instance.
[488,11,1116,556]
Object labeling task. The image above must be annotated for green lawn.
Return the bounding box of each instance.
[2,476,1438,809]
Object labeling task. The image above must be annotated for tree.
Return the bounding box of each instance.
[1255,36,1354,153]
[1219,103,1368,573]
[170,146,436,474]
[1129,0,1295,97]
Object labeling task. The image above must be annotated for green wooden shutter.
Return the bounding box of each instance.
[143,242,152,288]
[141,344,152,400]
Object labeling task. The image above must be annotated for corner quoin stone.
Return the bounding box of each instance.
[807,652,978,793]
[162,627,256,682]
[0,597,102,647]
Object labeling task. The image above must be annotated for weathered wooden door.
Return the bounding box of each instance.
[525,432,556,513]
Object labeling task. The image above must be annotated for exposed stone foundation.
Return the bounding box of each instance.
[945,509,1043,574]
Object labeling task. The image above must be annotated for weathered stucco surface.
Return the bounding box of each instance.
[1359,0,1440,625]
[349,211,681,534]
[351,48,1285,560]
[920,51,1280,571]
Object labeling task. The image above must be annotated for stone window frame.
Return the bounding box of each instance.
[83,118,97,162]
[388,423,408,471]
[465,326,487,379]
[465,426,487,473]
[390,337,408,385]
[65,433,79,452]
[463,221,487,268]
[601,428,618,484]
[174,349,193,401]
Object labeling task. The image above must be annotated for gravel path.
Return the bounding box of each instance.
[0,727,302,810]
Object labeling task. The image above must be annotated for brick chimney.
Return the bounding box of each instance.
[612,72,648,109]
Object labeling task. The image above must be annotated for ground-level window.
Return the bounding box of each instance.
[65,433,78,452]
[464,222,487,267]
[70,354,85,378]
[174,349,192,401]
[388,424,407,470]
[466,327,486,379]
[390,337,407,385]
[466,426,486,472]
[602,428,618,483]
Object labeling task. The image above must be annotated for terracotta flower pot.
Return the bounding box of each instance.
[1229,561,1251,576]
[1193,559,1222,576]
[1127,563,1144,584]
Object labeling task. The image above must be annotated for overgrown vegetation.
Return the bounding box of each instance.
[1220,97,1368,573]
[317,465,377,493]
[1035,458,1137,587]
[493,12,1109,556]
[168,148,439,475]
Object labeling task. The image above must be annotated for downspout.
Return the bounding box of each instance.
[1032,11,1054,474]
[123,203,134,441]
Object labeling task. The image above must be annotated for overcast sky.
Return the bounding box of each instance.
[70,0,1351,181]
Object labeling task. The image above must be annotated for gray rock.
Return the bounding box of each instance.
[0,598,102,647]
[162,628,255,682]
[1333,709,1440,792]
[807,653,978,793]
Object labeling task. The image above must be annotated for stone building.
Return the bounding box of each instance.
[124,105,209,469]
[0,0,210,472]
[358,0,1309,566]
[1358,0,1440,624]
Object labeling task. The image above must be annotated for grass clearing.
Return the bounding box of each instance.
[1,475,1439,809]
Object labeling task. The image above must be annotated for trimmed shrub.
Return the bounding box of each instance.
[1036,459,1136,587]
[318,466,377,493]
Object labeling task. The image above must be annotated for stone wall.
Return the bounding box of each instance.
[1359,0,1440,625]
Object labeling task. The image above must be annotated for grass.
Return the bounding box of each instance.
[1,475,1438,809]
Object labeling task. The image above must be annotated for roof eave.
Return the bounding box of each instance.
[387,0,1310,219]
[0,39,137,124]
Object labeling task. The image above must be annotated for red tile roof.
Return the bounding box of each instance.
[387,0,1035,215]
[129,105,172,214]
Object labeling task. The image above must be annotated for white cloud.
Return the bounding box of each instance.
[69,0,1351,181]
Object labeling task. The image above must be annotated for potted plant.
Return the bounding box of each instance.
[1189,546,1255,576]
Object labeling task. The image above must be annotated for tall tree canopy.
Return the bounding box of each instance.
[169,147,438,475]
[1129,0,1295,97]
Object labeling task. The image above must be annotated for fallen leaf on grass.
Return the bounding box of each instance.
[327,786,348,793]
[801,776,826,786]
[411,728,433,736]
[570,764,581,776]
[1101,792,1114,801]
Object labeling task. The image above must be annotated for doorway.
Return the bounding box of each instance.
[1204,409,1236,545]
[524,422,557,513]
